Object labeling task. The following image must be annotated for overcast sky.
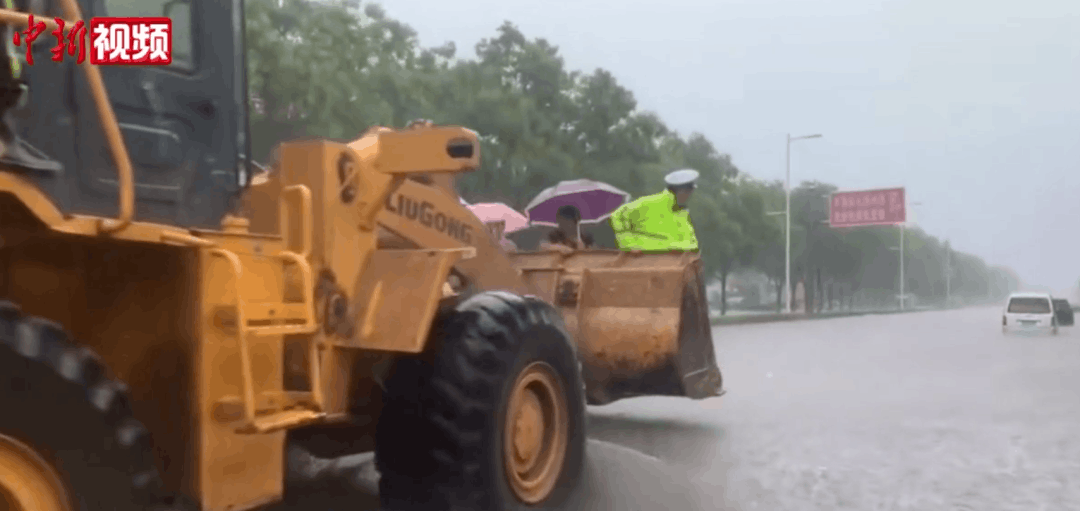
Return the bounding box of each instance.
[381,0,1080,290]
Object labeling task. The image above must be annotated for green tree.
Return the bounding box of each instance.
[707,178,779,315]
[246,0,426,160]
[750,180,790,310]
[788,181,836,312]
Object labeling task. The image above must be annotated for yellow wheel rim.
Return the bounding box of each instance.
[0,433,72,511]
[503,362,568,504]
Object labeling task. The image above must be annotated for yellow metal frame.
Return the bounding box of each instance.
[345,247,475,353]
[0,5,329,506]
[205,182,320,435]
[0,2,327,437]
[280,185,313,258]
[0,0,136,233]
[0,4,495,504]
[208,245,320,434]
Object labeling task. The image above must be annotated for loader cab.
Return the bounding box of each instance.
[17,0,250,228]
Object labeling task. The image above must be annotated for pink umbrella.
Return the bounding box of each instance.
[467,202,529,238]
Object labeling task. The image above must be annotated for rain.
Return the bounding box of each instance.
[254,0,1080,508]
[1,0,1077,510]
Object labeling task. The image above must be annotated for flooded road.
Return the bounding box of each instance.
[589,305,1080,510]
[282,305,1080,510]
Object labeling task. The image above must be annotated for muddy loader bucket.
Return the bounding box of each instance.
[508,250,724,405]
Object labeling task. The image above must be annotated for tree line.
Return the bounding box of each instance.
[245,0,1021,312]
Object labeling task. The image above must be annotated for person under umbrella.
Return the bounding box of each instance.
[539,205,594,252]
[485,219,520,252]
[608,169,700,253]
[466,202,527,252]
[524,179,630,226]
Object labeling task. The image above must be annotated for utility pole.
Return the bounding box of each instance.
[783,133,823,313]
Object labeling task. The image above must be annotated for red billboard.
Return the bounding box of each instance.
[829,187,905,228]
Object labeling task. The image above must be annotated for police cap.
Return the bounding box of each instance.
[664,169,700,188]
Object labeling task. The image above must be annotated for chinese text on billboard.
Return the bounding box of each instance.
[829,187,906,227]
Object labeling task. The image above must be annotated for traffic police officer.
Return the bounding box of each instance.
[609,169,700,252]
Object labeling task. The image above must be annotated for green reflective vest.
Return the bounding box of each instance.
[608,190,699,251]
[5,0,20,79]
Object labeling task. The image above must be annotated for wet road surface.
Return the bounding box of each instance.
[589,305,1080,510]
[283,305,1080,510]
[281,436,711,510]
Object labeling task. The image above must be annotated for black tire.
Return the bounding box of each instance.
[0,301,174,511]
[375,291,586,511]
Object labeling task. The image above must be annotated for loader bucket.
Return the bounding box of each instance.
[508,250,723,405]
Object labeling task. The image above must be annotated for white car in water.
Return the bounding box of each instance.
[1002,292,1058,335]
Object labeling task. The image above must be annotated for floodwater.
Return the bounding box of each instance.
[282,305,1080,510]
[590,305,1080,511]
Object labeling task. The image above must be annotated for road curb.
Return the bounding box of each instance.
[710,304,977,326]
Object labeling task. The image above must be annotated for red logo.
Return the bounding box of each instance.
[12,16,172,66]
[90,17,172,65]
[12,14,50,65]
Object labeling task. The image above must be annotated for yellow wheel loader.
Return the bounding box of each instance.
[0,1,586,510]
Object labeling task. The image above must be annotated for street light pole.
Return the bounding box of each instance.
[783,133,823,314]
[890,200,921,311]
[784,136,791,313]
[898,200,925,310]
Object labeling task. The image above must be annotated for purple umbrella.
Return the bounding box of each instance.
[524,179,631,226]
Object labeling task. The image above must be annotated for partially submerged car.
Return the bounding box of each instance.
[1002,292,1058,335]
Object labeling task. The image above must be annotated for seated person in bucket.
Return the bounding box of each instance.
[486,220,519,252]
[539,205,594,252]
[609,169,700,253]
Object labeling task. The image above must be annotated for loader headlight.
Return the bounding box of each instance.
[446,138,475,159]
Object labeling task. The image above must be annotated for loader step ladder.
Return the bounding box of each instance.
[210,184,324,434]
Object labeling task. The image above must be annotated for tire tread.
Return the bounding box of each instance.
[0,300,179,509]
[375,292,585,511]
